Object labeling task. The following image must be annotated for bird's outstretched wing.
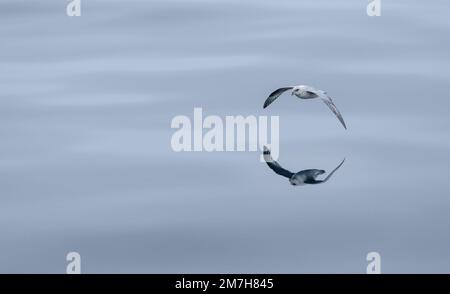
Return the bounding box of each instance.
[263,146,294,179]
[313,158,345,184]
[316,91,347,129]
[263,87,293,108]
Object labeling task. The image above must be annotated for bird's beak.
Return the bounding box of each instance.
[291,91,294,96]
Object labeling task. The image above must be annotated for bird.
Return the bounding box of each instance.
[263,85,347,129]
[263,146,345,186]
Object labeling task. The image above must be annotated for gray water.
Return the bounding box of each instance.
[1,0,450,273]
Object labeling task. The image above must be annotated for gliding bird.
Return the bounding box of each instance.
[263,85,347,129]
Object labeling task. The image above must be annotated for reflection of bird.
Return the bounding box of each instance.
[263,146,345,186]
[263,85,347,129]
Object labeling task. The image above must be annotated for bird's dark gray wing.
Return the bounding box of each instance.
[263,87,293,108]
[312,158,345,184]
[317,92,347,129]
[263,147,294,179]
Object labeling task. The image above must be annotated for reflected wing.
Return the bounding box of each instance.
[320,158,346,183]
[263,87,293,108]
[317,92,347,129]
[263,146,294,179]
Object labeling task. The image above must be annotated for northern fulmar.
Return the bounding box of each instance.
[263,85,347,129]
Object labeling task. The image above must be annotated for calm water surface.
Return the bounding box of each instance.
[1,0,450,273]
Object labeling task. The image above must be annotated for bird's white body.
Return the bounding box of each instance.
[289,170,325,186]
[292,85,322,99]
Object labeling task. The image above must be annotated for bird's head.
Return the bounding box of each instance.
[291,86,305,95]
[289,177,300,186]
